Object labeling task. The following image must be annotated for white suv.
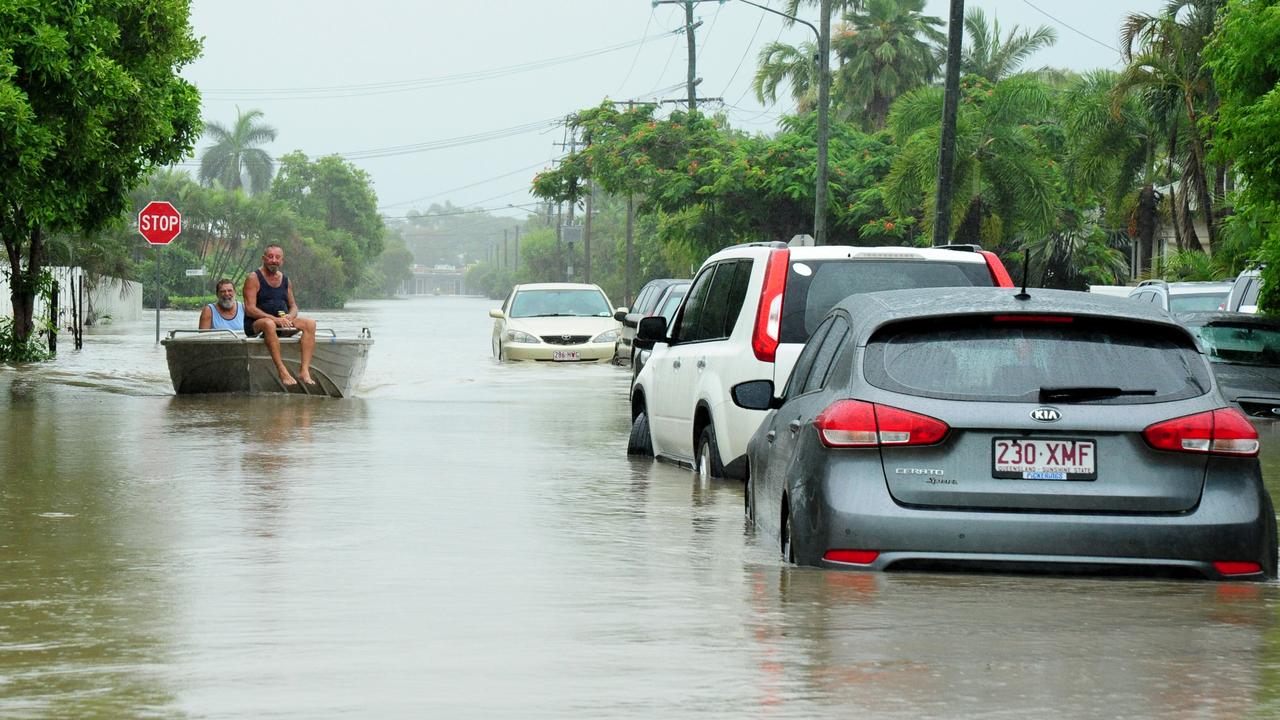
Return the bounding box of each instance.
[627,241,1013,478]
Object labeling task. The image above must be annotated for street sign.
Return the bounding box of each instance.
[138,201,182,245]
[185,268,206,277]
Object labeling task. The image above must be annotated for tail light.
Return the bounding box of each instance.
[751,248,789,362]
[979,250,1014,287]
[1142,408,1259,456]
[815,400,949,448]
[824,550,880,564]
[1213,561,1263,576]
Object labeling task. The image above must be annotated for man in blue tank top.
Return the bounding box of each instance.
[242,244,318,387]
[198,278,245,332]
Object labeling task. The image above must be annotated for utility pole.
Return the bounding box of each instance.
[625,195,635,307]
[555,123,581,282]
[815,0,832,245]
[583,179,594,284]
[684,0,697,110]
[932,0,965,246]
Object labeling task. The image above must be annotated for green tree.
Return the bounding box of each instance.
[752,40,822,112]
[831,0,944,130]
[0,0,202,354]
[198,107,277,194]
[1204,0,1280,311]
[958,7,1058,81]
[883,75,1060,249]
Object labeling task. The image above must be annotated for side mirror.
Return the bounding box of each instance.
[488,309,505,319]
[615,306,628,315]
[633,315,668,350]
[731,380,780,411]
[613,310,627,322]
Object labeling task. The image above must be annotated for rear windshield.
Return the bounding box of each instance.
[781,259,992,343]
[864,317,1211,404]
[1169,292,1228,313]
[1191,322,1280,367]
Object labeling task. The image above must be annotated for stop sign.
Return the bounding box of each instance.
[138,201,182,245]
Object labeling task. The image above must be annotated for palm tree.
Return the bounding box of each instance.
[1116,0,1222,250]
[831,0,944,130]
[958,7,1058,81]
[882,74,1060,249]
[198,108,277,195]
[752,40,822,112]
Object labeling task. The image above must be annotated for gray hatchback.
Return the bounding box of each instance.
[735,287,1277,580]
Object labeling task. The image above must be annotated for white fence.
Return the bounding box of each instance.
[0,266,142,327]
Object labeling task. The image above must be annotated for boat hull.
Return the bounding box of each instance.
[161,332,372,398]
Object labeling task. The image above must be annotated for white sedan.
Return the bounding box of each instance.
[490,283,625,362]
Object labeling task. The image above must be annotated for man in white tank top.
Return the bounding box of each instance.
[199,278,245,332]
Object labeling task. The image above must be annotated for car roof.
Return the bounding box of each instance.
[1166,281,1232,294]
[639,278,686,290]
[837,287,1188,343]
[514,283,605,292]
[705,244,988,265]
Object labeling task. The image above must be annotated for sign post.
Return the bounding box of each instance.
[138,201,182,343]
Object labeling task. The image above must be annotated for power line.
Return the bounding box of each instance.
[614,9,657,95]
[201,30,681,101]
[697,1,726,62]
[1020,0,1121,55]
[378,158,560,210]
[720,1,770,97]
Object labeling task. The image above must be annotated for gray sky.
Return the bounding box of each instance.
[182,0,1162,221]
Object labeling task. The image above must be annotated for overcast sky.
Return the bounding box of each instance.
[181,0,1162,222]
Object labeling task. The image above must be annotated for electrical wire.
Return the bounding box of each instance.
[720,0,769,97]
[1020,0,1122,55]
[613,9,657,95]
[377,158,560,210]
[201,30,681,101]
[697,1,725,61]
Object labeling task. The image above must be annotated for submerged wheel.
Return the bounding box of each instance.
[628,409,653,456]
[744,466,756,524]
[696,424,725,479]
[781,503,795,564]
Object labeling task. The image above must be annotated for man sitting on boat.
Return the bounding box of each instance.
[243,244,318,387]
[198,278,245,332]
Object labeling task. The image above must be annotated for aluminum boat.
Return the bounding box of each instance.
[161,328,372,397]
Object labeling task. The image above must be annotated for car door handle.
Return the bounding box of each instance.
[672,359,681,369]
[766,430,776,443]
[696,359,706,369]
[788,419,802,434]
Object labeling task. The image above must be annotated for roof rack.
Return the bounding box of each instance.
[934,243,983,253]
[720,241,788,252]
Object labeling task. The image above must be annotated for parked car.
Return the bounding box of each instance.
[1128,279,1233,313]
[1179,311,1280,419]
[1224,267,1263,314]
[734,286,1275,580]
[627,241,1014,479]
[613,278,688,365]
[631,281,689,382]
[490,283,624,362]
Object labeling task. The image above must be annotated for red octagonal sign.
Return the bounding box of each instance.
[138,201,182,245]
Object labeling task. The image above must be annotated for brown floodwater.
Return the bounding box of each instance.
[1,295,1279,718]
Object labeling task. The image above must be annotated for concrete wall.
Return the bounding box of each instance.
[0,266,142,326]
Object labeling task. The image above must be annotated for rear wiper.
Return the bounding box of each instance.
[1038,386,1158,402]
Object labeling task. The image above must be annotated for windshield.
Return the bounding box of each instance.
[1191,322,1280,367]
[510,289,611,318]
[1169,292,1228,313]
[865,317,1211,404]
[658,288,687,322]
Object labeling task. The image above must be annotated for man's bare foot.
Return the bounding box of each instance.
[279,373,298,387]
[299,372,316,385]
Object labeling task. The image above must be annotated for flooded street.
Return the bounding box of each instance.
[3,295,1280,718]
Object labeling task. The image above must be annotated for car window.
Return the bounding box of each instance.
[1128,291,1148,303]
[635,285,657,314]
[1169,292,1229,313]
[1191,322,1280,367]
[802,317,851,394]
[783,317,835,400]
[673,267,715,342]
[864,317,1212,404]
[1243,279,1261,307]
[691,261,750,342]
[658,287,687,323]
[780,259,993,343]
[509,289,611,318]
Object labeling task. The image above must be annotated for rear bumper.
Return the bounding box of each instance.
[503,342,615,362]
[797,461,1275,581]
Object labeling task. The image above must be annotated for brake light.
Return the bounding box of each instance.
[1213,561,1263,576]
[751,248,790,362]
[1142,408,1259,456]
[992,315,1074,323]
[824,550,880,564]
[980,250,1014,287]
[815,400,949,448]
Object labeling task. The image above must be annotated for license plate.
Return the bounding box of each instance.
[992,438,1097,480]
[552,350,580,361]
